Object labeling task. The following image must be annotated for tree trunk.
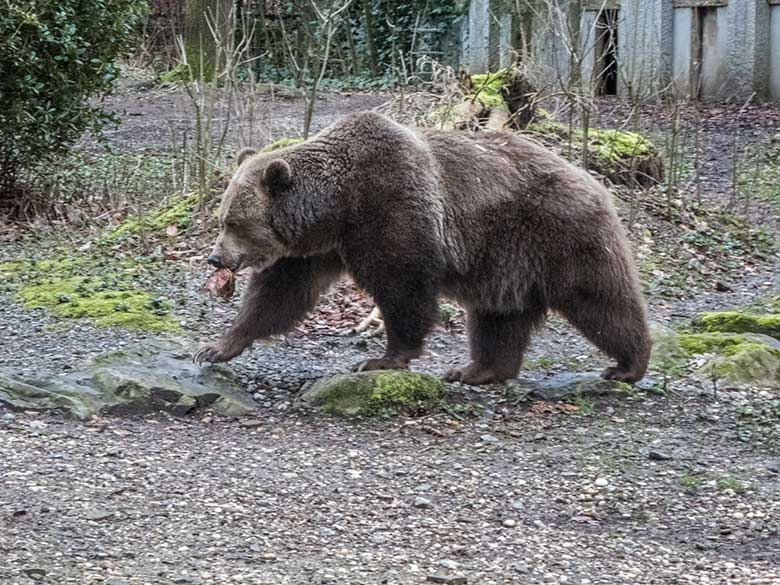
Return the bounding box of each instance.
[362,0,379,76]
[183,0,232,79]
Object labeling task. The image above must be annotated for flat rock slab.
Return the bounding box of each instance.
[0,338,255,419]
[506,372,633,402]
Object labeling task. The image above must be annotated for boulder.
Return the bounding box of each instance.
[651,324,780,388]
[294,370,444,417]
[0,338,255,419]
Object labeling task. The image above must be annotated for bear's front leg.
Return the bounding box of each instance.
[195,254,344,365]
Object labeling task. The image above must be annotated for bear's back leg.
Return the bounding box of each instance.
[555,287,651,383]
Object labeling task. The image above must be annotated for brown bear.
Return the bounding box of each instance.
[194,111,651,385]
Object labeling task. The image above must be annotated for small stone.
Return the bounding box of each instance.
[438,559,459,570]
[239,419,263,428]
[502,518,517,527]
[85,509,114,521]
[24,568,46,580]
[414,497,433,509]
[715,281,733,292]
[427,576,467,585]
[480,434,498,443]
[648,450,672,461]
[594,478,609,487]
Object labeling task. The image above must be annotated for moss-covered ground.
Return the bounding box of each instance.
[101,193,200,243]
[0,255,177,332]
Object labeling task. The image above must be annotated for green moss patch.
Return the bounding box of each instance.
[101,193,199,242]
[677,332,764,356]
[469,69,512,108]
[2,255,177,332]
[692,311,780,339]
[295,371,444,417]
[261,137,304,152]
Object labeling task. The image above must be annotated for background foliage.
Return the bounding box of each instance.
[0,0,148,199]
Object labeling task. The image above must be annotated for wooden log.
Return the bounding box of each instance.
[485,104,510,132]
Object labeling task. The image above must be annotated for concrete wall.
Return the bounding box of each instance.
[527,0,576,90]
[771,4,780,99]
[721,0,770,100]
[465,0,491,72]
[463,0,778,101]
[618,0,674,97]
[672,7,695,96]
[699,6,729,99]
[579,9,599,91]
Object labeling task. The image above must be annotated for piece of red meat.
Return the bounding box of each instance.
[202,267,236,301]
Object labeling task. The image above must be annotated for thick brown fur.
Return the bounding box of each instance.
[194,112,652,385]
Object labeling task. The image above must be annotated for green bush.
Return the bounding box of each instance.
[0,0,148,199]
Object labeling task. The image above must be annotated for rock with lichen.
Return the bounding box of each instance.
[651,322,780,388]
[506,373,632,402]
[294,371,444,417]
[0,338,255,419]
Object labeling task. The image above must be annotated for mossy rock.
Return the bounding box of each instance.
[294,371,444,417]
[527,116,663,187]
[652,325,780,387]
[692,311,780,339]
[698,342,780,387]
[678,332,780,355]
[469,69,512,108]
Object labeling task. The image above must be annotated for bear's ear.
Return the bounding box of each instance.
[262,159,292,194]
[236,147,257,166]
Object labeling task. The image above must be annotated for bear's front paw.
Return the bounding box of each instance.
[193,338,246,365]
[352,357,409,372]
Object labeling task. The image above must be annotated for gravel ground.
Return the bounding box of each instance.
[2,88,780,585]
[1,391,778,585]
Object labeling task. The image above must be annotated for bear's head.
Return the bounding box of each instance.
[207,146,342,273]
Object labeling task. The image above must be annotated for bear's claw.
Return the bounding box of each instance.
[193,339,245,365]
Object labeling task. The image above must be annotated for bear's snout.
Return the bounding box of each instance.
[207,254,224,268]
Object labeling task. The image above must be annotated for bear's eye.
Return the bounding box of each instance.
[223,219,238,230]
